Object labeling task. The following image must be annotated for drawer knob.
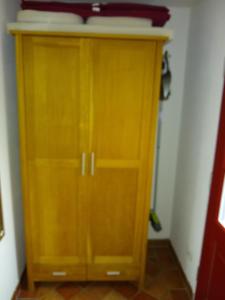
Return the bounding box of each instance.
[106,271,121,276]
[52,271,67,276]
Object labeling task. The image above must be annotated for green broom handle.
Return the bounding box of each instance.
[152,102,163,212]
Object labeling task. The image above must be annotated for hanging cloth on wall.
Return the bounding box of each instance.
[160,51,172,100]
[21,1,171,26]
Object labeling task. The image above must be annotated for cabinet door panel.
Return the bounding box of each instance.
[22,36,87,278]
[24,37,82,160]
[91,40,147,160]
[29,164,81,263]
[89,169,138,258]
[88,39,157,279]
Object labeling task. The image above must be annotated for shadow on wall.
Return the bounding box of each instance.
[1,0,25,277]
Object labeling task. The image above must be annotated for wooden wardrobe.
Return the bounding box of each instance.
[10,27,169,290]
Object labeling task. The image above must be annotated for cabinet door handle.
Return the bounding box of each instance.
[81,152,86,176]
[91,152,95,176]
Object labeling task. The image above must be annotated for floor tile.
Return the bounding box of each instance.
[38,289,64,300]
[156,247,175,260]
[78,282,90,289]
[17,288,38,299]
[103,290,126,300]
[133,291,157,300]
[148,240,171,248]
[146,258,161,279]
[147,248,158,259]
[56,282,81,299]
[170,289,190,300]
[144,275,168,299]
[161,269,186,289]
[161,291,173,300]
[114,282,138,298]
[158,259,178,273]
[70,283,112,300]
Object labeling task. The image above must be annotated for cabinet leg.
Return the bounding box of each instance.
[28,277,35,292]
[138,271,146,290]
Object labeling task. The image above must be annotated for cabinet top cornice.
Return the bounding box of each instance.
[7,23,172,42]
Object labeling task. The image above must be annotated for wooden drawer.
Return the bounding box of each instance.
[32,264,86,281]
[87,265,139,281]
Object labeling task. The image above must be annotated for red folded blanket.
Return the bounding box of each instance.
[21,1,171,27]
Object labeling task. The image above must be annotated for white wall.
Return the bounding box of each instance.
[0,1,25,299]
[149,6,191,239]
[171,0,225,292]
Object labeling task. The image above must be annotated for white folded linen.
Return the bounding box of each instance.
[17,9,83,24]
[86,16,152,27]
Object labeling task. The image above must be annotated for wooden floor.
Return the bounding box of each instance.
[14,240,192,300]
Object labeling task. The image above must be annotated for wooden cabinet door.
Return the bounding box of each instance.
[21,36,89,281]
[87,39,158,281]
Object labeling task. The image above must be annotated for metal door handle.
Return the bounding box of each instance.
[91,152,95,176]
[81,152,86,176]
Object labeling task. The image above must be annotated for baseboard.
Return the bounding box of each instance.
[148,239,193,299]
[11,269,26,300]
